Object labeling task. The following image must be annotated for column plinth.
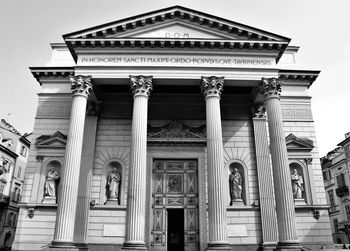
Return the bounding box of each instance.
[259,78,301,251]
[201,76,231,251]
[50,75,93,249]
[123,75,153,251]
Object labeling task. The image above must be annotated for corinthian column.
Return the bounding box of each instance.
[123,75,153,251]
[201,76,230,251]
[51,75,93,248]
[259,78,300,251]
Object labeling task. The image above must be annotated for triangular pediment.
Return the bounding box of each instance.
[36,131,67,148]
[64,6,290,42]
[286,133,314,152]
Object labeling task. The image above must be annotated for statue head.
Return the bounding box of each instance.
[112,167,118,173]
[293,168,298,174]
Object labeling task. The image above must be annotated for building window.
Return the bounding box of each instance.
[323,171,327,181]
[334,218,339,232]
[346,205,350,221]
[19,145,27,157]
[328,190,335,207]
[328,170,332,179]
[337,173,346,187]
[17,166,22,179]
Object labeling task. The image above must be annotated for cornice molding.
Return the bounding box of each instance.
[30,67,74,86]
[279,70,320,86]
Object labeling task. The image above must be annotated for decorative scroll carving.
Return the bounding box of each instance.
[130,75,153,97]
[200,76,224,98]
[281,106,313,120]
[252,105,266,119]
[70,75,93,97]
[168,174,183,193]
[148,121,206,139]
[259,77,282,97]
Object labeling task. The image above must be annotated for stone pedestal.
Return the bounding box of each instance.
[123,76,153,251]
[42,196,56,204]
[50,75,93,250]
[259,78,300,250]
[201,76,231,251]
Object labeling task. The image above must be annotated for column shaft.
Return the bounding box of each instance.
[53,95,88,244]
[265,97,298,245]
[201,76,230,251]
[123,75,152,250]
[125,95,148,244]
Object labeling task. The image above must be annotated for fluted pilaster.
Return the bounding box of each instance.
[74,107,98,245]
[52,75,93,247]
[201,76,230,251]
[259,78,300,250]
[123,75,153,250]
[252,105,278,250]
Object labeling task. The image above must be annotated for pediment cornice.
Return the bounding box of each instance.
[36,131,67,149]
[286,133,314,152]
[63,6,290,62]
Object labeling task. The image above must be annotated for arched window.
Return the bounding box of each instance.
[228,160,249,206]
[104,161,123,206]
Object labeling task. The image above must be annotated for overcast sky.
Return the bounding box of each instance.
[0,0,349,156]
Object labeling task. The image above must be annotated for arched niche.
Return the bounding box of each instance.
[289,160,310,204]
[227,159,249,206]
[100,159,124,206]
[40,158,62,204]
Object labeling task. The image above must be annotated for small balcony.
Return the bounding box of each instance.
[336,185,350,197]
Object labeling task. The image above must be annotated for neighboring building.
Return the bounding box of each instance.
[0,119,30,250]
[321,133,350,244]
[13,6,333,251]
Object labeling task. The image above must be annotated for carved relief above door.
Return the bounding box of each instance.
[152,159,199,251]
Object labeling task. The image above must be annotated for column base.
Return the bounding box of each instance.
[42,240,79,251]
[207,243,232,250]
[274,241,302,251]
[122,242,147,251]
[260,242,277,250]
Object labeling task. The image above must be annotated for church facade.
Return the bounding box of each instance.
[13,6,333,251]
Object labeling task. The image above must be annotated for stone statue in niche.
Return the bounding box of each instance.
[291,168,304,199]
[106,167,121,204]
[43,167,60,203]
[229,168,243,205]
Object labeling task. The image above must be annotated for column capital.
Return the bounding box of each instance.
[70,75,93,98]
[252,105,266,119]
[200,76,224,99]
[259,77,282,99]
[130,75,153,97]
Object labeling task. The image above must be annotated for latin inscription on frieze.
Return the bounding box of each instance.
[79,55,274,68]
